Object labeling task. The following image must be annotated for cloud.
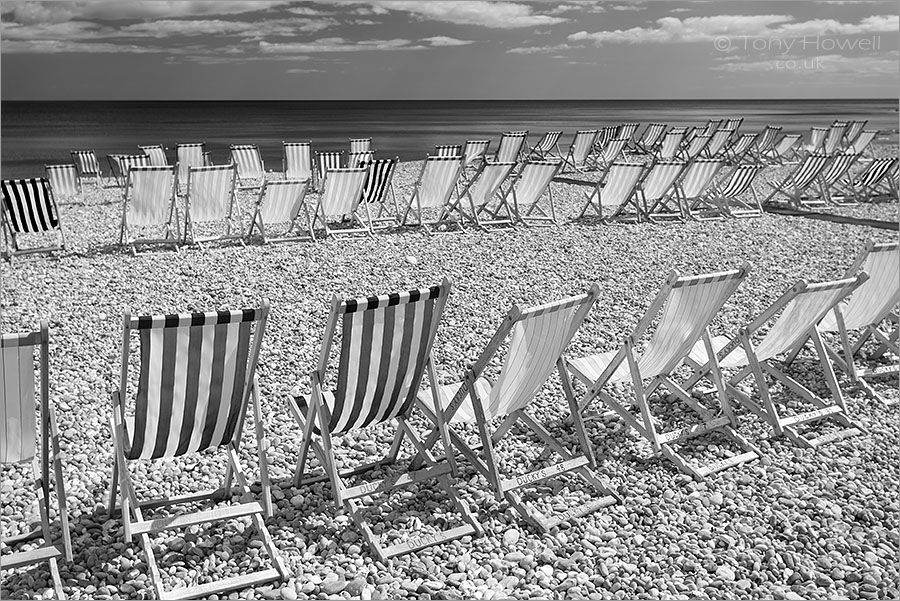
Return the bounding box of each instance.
[421,35,473,46]
[2,1,291,23]
[713,51,899,76]
[118,17,336,38]
[286,67,323,73]
[259,37,423,53]
[366,1,566,29]
[0,39,164,53]
[507,43,572,54]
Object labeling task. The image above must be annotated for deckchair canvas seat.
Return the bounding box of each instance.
[1,178,67,260]
[119,165,180,255]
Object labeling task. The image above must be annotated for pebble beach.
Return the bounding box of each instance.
[2,149,899,601]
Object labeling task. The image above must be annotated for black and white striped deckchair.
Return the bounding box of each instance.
[70,149,103,187]
[527,131,563,160]
[685,274,868,448]
[230,144,267,190]
[315,151,343,190]
[108,153,151,188]
[634,160,686,222]
[283,141,314,182]
[119,165,180,254]
[673,158,723,220]
[816,153,860,205]
[749,125,782,163]
[723,133,758,164]
[246,178,313,243]
[176,143,207,192]
[707,164,765,218]
[1,178,66,259]
[655,130,686,161]
[346,149,375,168]
[702,128,735,159]
[594,137,629,179]
[831,157,898,203]
[288,280,482,560]
[411,287,621,532]
[633,122,667,154]
[1,324,73,601]
[762,153,830,207]
[183,164,244,246]
[456,161,517,228]
[615,122,640,143]
[312,167,371,237]
[593,126,618,153]
[578,161,644,222]
[494,131,528,163]
[561,129,599,173]
[108,301,286,599]
[723,117,743,133]
[360,157,399,227]
[845,120,868,145]
[401,155,464,232]
[138,144,168,166]
[349,137,372,153]
[44,164,82,204]
[506,159,562,226]
[462,140,491,171]
[434,144,463,158]
[568,266,762,480]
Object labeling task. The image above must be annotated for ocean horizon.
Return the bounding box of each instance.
[2,98,897,179]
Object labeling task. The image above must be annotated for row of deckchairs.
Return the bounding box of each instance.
[4,240,897,597]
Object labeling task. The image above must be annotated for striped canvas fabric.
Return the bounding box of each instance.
[723,118,743,131]
[284,142,313,180]
[416,156,462,209]
[465,162,515,207]
[45,165,80,198]
[791,154,830,190]
[70,150,101,177]
[846,120,867,143]
[771,135,802,158]
[568,130,599,165]
[820,154,859,187]
[755,126,782,153]
[616,123,639,141]
[434,145,462,158]
[701,119,721,136]
[704,129,735,158]
[678,159,721,199]
[820,243,900,332]
[1,178,59,233]
[349,138,372,153]
[848,130,878,155]
[186,165,235,222]
[111,154,151,185]
[728,134,757,158]
[597,138,628,167]
[600,163,644,207]
[257,179,309,224]
[324,283,449,435]
[683,136,710,160]
[809,127,828,151]
[638,123,667,149]
[320,168,367,216]
[1,332,39,464]
[496,132,528,163]
[230,145,265,181]
[139,145,169,166]
[126,166,176,227]
[641,161,684,201]
[657,131,685,160]
[530,131,562,156]
[462,140,490,167]
[511,161,559,206]
[361,158,397,204]
[595,126,617,149]
[347,150,375,168]
[718,165,762,198]
[176,144,206,186]
[124,308,261,460]
[856,158,898,189]
[316,152,343,181]
[824,123,847,154]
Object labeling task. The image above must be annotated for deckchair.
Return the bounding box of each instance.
[283,141,313,182]
[655,130,686,161]
[593,137,629,180]
[567,266,760,480]
[815,153,860,205]
[633,123,667,154]
[138,145,169,166]
[724,133,758,165]
[1,178,67,260]
[456,161,517,228]
[812,241,899,406]
[806,127,828,154]
[311,167,371,238]
[674,158,724,220]
[246,178,314,243]
[680,135,710,162]
[702,128,735,160]
[462,140,491,171]
[749,125,782,163]
[401,156,464,232]
[700,119,722,137]
[764,134,802,165]
[616,122,640,144]
[846,130,878,159]
[577,161,644,222]
[183,164,244,247]
[230,144,267,190]
[830,158,899,204]
[561,130,599,173]
[632,160,686,223]
[684,274,868,448]
[288,280,482,560]
[347,150,375,168]
[70,149,103,188]
[845,120,868,146]
[315,151,344,190]
[506,159,562,226]
[494,131,528,163]
[527,131,563,160]
[1,323,72,601]
[411,287,622,532]
[349,137,372,153]
[762,153,830,207]
[175,143,207,192]
[108,301,286,599]
[108,154,151,188]
[434,144,463,158]
[44,164,81,204]
[823,121,848,155]
[723,118,743,132]
[593,126,618,155]
[706,164,765,218]
[119,165,180,255]
[360,157,399,227]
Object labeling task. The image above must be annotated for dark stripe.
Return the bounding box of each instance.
[165,314,181,328]
[220,321,252,445]
[382,300,417,420]
[198,322,228,450]
[332,313,354,432]
[344,308,375,431]
[129,330,151,459]
[360,304,397,429]
[175,321,204,456]
[150,323,179,458]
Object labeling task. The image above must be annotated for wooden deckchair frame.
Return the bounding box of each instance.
[107,301,286,599]
[506,159,562,226]
[762,153,830,208]
[401,156,465,233]
[454,160,517,229]
[830,158,898,204]
[183,164,246,248]
[1,178,68,261]
[119,165,181,256]
[1,324,73,600]
[707,164,765,218]
[311,167,373,238]
[577,161,645,223]
[677,159,725,221]
[246,178,315,244]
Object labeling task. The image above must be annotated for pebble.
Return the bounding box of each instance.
[503,529,520,546]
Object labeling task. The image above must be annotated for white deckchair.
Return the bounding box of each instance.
[119,165,180,254]
[674,158,724,220]
[506,159,562,226]
[401,156,464,232]
[616,123,640,144]
[703,128,735,159]
[680,135,711,162]
[283,142,314,182]
[846,130,879,159]
[764,134,802,165]
[175,143,207,192]
[494,131,528,163]
[724,133,758,164]
[462,140,491,172]
[633,123,667,154]
[108,154,151,188]
[707,164,765,218]
[655,130,686,161]
[349,137,372,153]
[246,178,314,243]
[138,145,169,166]
[594,137,629,179]
[312,167,371,238]
[44,164,82,204]
[456,161,517,228]
[230,144,267,190]
[183,164,243,247]
[815,153,861,205]
[577,161,644,222]
[631,160,686,223]
[561,130,599,173]
[527,131,563,160]
[70,149,103,188]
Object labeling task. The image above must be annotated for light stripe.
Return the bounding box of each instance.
[756,126,782,152]
[809,127,828,151]
[127,166,176,227]
[567,130,598,166]
[258,179,309,224]
[824,123,847,154]
[511,160,559,207]
[187,165,235,222]
[45,165,79,198]
[284,142,313,180]
[316,152,343,180]
[598,138,628,167]
[70,150,101,176]
[684,136,710,160]
[415,156,462,209]
[349,138,372,153]
[846,120,868,143]
[705,129,735,158]
[319,168,367,216]
[639,123,667,149]
[717,165,762,198]
[434,145,462,158]
[771,134,801,158]
[658,131,685,160]
[616,123,639,141]
[728,134,757,158]
[820,154,859,187]
[849,130,877,154]
[791,154,830,190]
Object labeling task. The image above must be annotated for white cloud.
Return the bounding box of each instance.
[507,43,572,54]
[3,1,290,23]
[0,38,164,53]
[259,37,422,53]
[366,1,566,29]
[286,67,323,73]
[421,36,473,46]
[118,17,336,38]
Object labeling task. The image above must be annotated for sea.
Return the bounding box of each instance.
[1,99,897,179]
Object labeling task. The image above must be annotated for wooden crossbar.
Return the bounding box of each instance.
[165,568,282,600]
[343,463,452,500]
[382,524,478,559]
[694,451,760,478]
[538,495,619,531]
[657,416,731,445]
[499,456,588,492]
[130,501,264,536]
[3,544,64,569]
[779,405,842,427]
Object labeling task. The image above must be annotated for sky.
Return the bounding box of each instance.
[1,0,898,100]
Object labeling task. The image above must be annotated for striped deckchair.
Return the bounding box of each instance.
[246,178,313,243]
[567,266,762,480]
[707,164,765,218]
[401,155,464,232]
[44,164,82,204]
[183,164,243,246]
[655,130,686,161]
[1,323,73,601]
[108,301,286,599]
[288,280,482,560]
[723,118,743,133]
[175,143,207,192]
[577,161,644,222]
[527,131,563,160]
[616,122,640,143]
[230,144,267,190]
[812,241,899,406]
[462,140,491,171]
[312,167,371,237]
[411,287,621,532]
[70,149,103,188]
[724,133,758,164]
[764,134,802,165]
[684,274,868,448]
[674,158,724,220]
[561,129,599,173]
[846,129,879,159]
[845,120,868,145]
[633,123,667,154]
[456,161,517,228]
[762,153,830,207]
[119,165,180,254]
[315,151,344,190]
[346,150,375,168]
[494,131,528,163]
[506,159,562,226]
[830,157,899,204]
[349,137,372,153]
[702,128,735,159]
[632,160,686,222]
[360,157,399,227]
[593,137,629,179]
[807,127,828,154]
[749,125,782,163]
[1,178,66,259]
[680,135,711,162]
[701,119,722,137]
[593,126,618,155]
[138,144,168,166]
[108,154,151,188]
[434,144,463,158]
[283,141,313,182]
[823,121,848,155]
[816,153,860,205]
